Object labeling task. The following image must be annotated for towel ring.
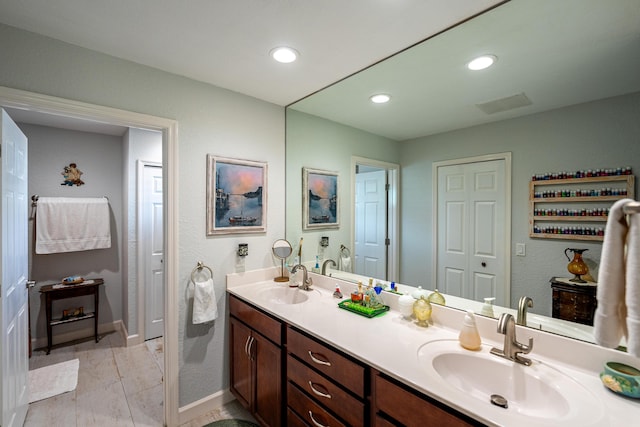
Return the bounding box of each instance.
[191,261,213,283]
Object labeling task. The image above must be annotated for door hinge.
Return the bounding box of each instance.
[385,238,391,246]
[385,183,390,191]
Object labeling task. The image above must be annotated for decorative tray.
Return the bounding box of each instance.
[338,299,389,318]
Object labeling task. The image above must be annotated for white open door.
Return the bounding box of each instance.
[1,109,29,427]
[436,157,509,306]
[354,169,387,279]
[143,164,164,340]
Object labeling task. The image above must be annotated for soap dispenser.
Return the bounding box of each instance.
[459,310,481,351]
[481,297,495,318]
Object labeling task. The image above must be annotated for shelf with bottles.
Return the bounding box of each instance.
[529,172,635,241]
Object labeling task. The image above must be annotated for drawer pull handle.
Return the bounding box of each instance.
[308,351,332,366]
[308,381,332,399]
[308,411,328,427]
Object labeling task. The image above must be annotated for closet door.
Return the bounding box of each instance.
[436,158,508,306]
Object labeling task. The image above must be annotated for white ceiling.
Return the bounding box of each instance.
[290,0,640,140]
[0,0,502,107]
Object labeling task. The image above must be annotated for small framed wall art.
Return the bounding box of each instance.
[206,155,267,235]
[303,167,339,230]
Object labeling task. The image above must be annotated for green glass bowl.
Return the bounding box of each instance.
[600,361,640,398]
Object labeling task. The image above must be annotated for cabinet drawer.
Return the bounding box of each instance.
[229,294,282,345]
[287,327,365,397]
[287,407,309,427]
[373,373,477,427]
[288,382,347,427]
[288,355,365,426]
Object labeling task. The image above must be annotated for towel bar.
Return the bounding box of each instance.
[31,195,109,207]
[624,201,640,215]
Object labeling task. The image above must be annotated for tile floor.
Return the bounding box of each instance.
[26,332,255,426]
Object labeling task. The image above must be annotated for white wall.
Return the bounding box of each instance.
[286,109,399,266]
[25,123,124,340]
[0,23,285,406]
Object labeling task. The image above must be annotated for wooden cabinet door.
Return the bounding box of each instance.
[252,332,282,427]
[230,317,252,409]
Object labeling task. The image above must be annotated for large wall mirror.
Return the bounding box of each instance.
[285,0,640,347]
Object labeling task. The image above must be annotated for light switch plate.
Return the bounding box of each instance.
[516,243,526,256]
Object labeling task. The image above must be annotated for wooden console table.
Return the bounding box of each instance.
[39,278,104,354]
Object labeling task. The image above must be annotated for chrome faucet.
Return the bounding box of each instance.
[321,259,336,276]
[291,264,313,291]
[490,313,533,366]
[517,296,533,326]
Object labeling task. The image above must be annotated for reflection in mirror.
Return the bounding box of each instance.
[285,0,640,347]
[272,239,293,283]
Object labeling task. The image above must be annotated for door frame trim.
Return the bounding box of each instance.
[0,86,180,427]
[432,152,512,306]
[351,156,400,281]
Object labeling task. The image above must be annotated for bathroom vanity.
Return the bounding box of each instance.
[227,268,638,426]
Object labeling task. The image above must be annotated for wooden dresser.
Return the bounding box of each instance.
[550,276,597,326]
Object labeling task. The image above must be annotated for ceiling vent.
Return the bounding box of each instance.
[475,92,532,115]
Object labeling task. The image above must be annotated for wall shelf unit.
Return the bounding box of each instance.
[529,175,635,241]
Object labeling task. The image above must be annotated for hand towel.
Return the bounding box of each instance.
[594,198,633,348]
[35,197,111,254]
[625,208,640,357]
[340,253,352,272]
[192,278,218,324]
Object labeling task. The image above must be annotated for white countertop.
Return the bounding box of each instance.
[227,268,640,426]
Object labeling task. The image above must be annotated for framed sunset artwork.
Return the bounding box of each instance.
[206,155,267,235]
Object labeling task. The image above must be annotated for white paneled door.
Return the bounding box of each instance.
[355,169,387,279]
[437,158,508,306]
[1,109,29,427]
[143,164,164,340]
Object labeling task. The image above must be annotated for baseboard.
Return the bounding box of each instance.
[31,320,121,351]
[178,388,235,425]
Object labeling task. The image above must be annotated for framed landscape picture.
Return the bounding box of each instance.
[207,155,267,235]
[303,167,339,230]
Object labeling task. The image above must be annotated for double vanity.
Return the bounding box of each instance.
[227,267,639,426]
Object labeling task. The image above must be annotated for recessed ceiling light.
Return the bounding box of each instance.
[270,46,298,63]
[467,55,497,71]
[370,94,391,104]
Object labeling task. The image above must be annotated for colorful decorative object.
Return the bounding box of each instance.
[61,163,84,186]
[206,155,267,235]
[303,167,339,230]
[600,362,640,398]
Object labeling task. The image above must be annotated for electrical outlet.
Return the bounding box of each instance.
[516,243,526,256]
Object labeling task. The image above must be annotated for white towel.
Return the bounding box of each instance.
[192,278,218,324]
[626,208,640,356]
[339,254,352,272]
[35,197,111,254]
[594,198,633,350]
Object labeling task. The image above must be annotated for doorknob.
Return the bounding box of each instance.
[26,280,36,289]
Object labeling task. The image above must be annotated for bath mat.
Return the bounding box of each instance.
[28,358,79,403]
[203,419,259,427]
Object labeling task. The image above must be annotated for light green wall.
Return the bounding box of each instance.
[286,109,399,265]
[0,23,285,407]
[400,91,640,315]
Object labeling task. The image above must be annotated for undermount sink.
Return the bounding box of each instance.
[257,286,311,305]
[417,339,606,426]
